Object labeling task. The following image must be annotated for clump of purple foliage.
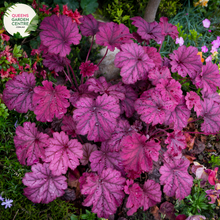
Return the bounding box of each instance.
[3,12,220,219]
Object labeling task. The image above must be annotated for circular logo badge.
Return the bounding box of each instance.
[3,3,38,38]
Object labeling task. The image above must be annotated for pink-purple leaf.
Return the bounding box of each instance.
[185,91,202,116]
[107,119,134,152]
[90,141,124,174]
[81,143,97,166]
[143,46,162,67]
[115,42,155,84]
[44,131,83,176]
[79,168,126,218]
[120,85,138,118]
[170,46,202,77]
[200,98,220,133]
[33,80,70,122]
[164,96,191,130]
[3,72,36,113]
[131,16,163,42]
[159,17,179,40]
[165,131,187,157]
[120,132,161,174]
[142,179,161,210]
[69,83,97,107]
[61,115,77,138]
[87,76,125,101]
[79,14,103,36]
[22,163,67,203]
[148,66,172,86]
[124,179,143,216]
[40,15,81,57]
[73,94,120,142]
[160,157,193,200]
[195,62,220,94]
[135,89,175,126]
[96,22,133,51]
[43,53,70,72]
[14,122,49,166]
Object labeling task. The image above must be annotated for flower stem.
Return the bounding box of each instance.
[98,48,108,66]
[86,35,94,62]
[159,41,163,52]
[63,70,74,87]
[66,62,78,90]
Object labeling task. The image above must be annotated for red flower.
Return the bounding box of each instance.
[52,4,60,16]
[79,61,99,77]
[62,5,82,24]
[1,33,10,42]
[39,5,51,15]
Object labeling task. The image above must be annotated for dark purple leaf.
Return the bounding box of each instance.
[120,85,138,118]
[160,202,176,220]
[43,53,70,72]
[44,131,83,176]
[131,16,163,42]
[79,168,126,218]
[40,15,81,57]
[160,157,193,200]
[96,22,133,51]
[3,72,36,113]
[79,14,103,36]
[115,42,155,84]
[170,46,202,77]
[33,80,70,122]
[22,163,67,203]
[73,94,120,142]
[14,122,49,166]
[81,143,97,165]
[61,115,77,137]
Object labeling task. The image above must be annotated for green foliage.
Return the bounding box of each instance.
[175,179,216,218]
[70,209,103,220]
[208,154,220,168]
[54,0,79,11]
[80,0,98,15]
[0,100,9,118]
[157,0,183,19]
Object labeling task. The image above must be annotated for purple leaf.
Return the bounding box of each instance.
[14,122,49,166]
[195,62,220,93]
[131,16,163,42]
[142,179,161,210]
[61,115,77,137]
[44,131,83,176]
[148,66,172,86]
[79,14,103,36]
[159,17,179,40]
[33,80,70,122]
[170,46,202,77]
[40,15,81,57]
[135,89,175,126]
[115,42,155,84]
[185,91,202,116]
[3,72,36,113]
[120,85,138,118]
[22,163,67,203]
[90,141,124,174]
[73,94,120,142]
[165,131,187,157]
[107,119,134,152]
[160,157,193,200]
[160,202,176,220]
[79,168,126,218]
[43,53,70,72]
[79,61,99,77]
[143,46,162,67]
[87,76,126,101]
[96,22,133,51]
[69,83,97,107]
[200,98,220,133]
[164,96,191,130]
[81,143,97,166]
[124,179,143,216]
[121,132,161,174]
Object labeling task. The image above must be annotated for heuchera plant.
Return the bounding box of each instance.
[3,9,220,219]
